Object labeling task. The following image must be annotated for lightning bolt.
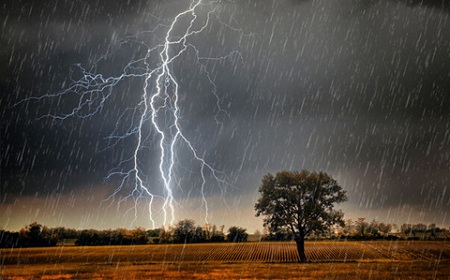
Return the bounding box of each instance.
[15,0,247,228]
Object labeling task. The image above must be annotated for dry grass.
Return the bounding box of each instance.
[1,241,449,279]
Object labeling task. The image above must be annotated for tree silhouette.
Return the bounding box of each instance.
[227,226,248,242]
[173,219,196,243]
[255,170,347,262]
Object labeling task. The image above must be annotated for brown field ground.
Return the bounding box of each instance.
[1,241,449,279]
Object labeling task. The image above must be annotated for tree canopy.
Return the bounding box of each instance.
[255,170,347,262]
[227,226,248,242]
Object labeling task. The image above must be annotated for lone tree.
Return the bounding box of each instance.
[255,170,347,262]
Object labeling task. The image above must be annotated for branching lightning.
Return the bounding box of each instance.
[15,0,247,228]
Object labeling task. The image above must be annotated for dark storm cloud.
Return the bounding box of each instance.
[1,0,154,198]
[209,0,450,210]
[1,0,450,228]
[356,0,450,12]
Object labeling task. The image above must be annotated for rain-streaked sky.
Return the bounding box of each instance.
[1,0,450,232]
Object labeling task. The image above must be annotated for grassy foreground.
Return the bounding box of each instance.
[1,241,449,279]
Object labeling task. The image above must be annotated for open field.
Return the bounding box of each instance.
[1,241,450,279]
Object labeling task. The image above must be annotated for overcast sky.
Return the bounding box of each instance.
[1,0,450,231]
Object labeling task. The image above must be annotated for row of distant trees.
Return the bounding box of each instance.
[2,218,448,248]
[155,219,248,244]
[0,222,77,248]
[339,218,448,239]
[262,218,449,241]
[0,220,249,248]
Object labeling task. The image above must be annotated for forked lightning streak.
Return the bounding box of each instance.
[16,0,245,228]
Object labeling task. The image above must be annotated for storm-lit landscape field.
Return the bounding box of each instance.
[2,0,450,279]
[2,241,450,279]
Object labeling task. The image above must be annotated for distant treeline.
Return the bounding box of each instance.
[263,218,450,241]
[0,220,248,248]
[338,218,449,240]
[1,218,448,248]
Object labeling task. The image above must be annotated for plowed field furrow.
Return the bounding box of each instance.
[367,241,450,261]
[2,241,449,265]
[249,243,259,261]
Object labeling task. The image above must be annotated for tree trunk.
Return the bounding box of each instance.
[295,236,308,262]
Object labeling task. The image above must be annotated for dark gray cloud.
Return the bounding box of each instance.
[1,0,449,229]
[357,0,450,12]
